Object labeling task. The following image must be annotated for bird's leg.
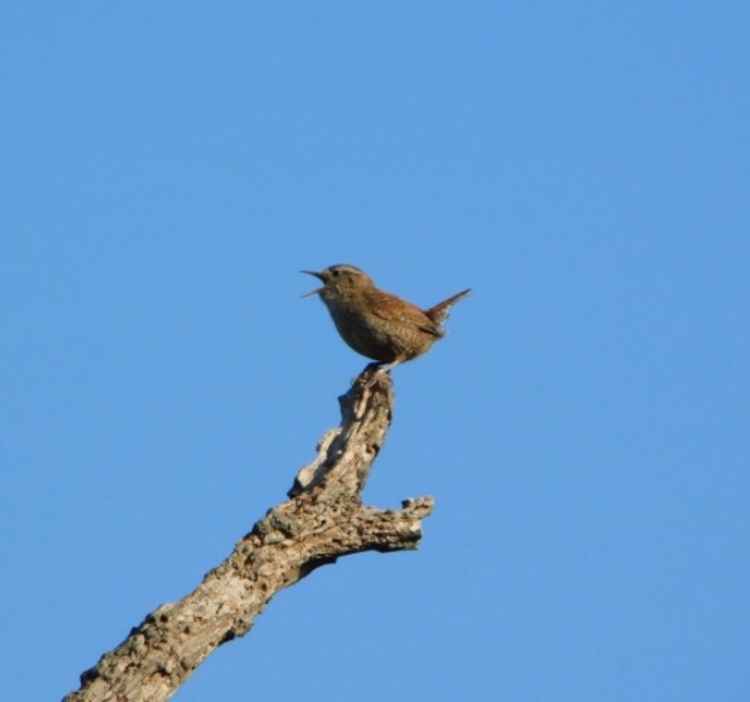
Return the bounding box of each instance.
[363,360,400,375]
[375,360,400,374]
[359,360,401,390]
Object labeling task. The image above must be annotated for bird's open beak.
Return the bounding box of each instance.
[300,270,325,298]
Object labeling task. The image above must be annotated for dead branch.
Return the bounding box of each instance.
[63,366,434,701]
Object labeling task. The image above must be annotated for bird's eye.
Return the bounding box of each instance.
[331,269,340,277]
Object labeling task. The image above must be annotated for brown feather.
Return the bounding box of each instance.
[425,289,471,325]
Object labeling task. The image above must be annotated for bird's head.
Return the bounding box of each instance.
[301,264,374,301]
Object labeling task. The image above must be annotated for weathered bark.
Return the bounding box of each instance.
[63,366,434,702]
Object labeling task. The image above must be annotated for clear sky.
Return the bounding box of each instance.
[2,3,748,700]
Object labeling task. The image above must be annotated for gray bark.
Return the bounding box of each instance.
[63,367,433,701]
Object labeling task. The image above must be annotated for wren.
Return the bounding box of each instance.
[302,264,470,372]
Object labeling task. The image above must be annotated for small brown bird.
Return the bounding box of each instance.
[302,264,470,372]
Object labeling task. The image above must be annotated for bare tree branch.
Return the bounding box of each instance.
[64,366,434,701]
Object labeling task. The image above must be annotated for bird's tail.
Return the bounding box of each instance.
[425,288,471,325]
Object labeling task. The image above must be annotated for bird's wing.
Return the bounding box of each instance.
[368,290,443,337]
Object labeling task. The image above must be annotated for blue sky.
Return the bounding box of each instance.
[2,3,748,700]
